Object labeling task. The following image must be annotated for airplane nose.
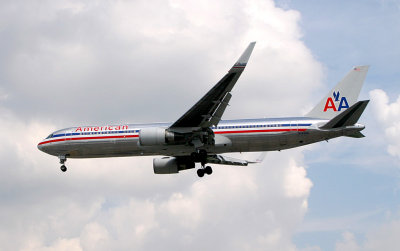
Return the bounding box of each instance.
[37,142,45,152]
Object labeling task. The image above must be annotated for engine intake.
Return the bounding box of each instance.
[153,157,195,174]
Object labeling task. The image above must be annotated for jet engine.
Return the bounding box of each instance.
[139,127,184,146]
[153,157,195,174]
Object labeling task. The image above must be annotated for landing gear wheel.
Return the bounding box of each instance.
[197,169,205,177]
[60,165,67,172]
[58,156,67,172]
[205,166,213,175]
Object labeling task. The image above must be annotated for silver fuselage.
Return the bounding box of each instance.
[37,117,365,158]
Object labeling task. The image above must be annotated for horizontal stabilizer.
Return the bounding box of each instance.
[346,131,365,138]
[321,100,369,129]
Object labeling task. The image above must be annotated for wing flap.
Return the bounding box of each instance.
[207,154,249,166]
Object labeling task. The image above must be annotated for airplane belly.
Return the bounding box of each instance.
[66,138,142,158]
[226,133,286,152]
[225,129,337,152]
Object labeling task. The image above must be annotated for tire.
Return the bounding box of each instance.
[60,165,67,172]
[197,169,205,177]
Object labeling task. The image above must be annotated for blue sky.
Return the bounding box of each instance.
[1,0,400,250]
[283,0,400,250]
[286,0,400,93]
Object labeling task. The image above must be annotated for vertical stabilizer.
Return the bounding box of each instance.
[306,66,369,119]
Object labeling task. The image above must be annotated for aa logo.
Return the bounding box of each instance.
[323,91,349,112]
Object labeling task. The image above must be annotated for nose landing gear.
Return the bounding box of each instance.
[59,156,67,172]
[60,165,67,172]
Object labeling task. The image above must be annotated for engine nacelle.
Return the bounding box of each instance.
[153,157,195,174]
[139,127,178,146]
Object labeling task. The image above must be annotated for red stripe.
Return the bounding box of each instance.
[38,135,139,145]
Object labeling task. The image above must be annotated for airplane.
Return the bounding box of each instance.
[38,42,370,177]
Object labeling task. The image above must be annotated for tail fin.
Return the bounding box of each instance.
[320,100,369,129]
[306,66,369,119]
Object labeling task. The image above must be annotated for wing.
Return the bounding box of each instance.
[169,42,256,131]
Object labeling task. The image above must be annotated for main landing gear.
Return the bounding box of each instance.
[192,149,213,178]
[197,165,213,177]
[59,156,67,172]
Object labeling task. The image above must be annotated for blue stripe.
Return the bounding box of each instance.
[49,124,312,139]
[51,130,140,139]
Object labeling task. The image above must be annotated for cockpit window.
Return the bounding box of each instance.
[46,134,53,139]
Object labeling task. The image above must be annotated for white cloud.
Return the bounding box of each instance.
[0,0,323,250]
[335,231,360,251]
[334,219,400,251]
[284,159,313,199]
[370,89,400,158]
[363,219,400,250]
[0,0,323,123]
[299,246,322,251]
[80,222,110,251]
[21,237,82,251]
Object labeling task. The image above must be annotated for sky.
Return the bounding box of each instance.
[0,0,399,250]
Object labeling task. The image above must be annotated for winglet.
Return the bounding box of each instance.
[232,42,256,70]
[170,42,256,129]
